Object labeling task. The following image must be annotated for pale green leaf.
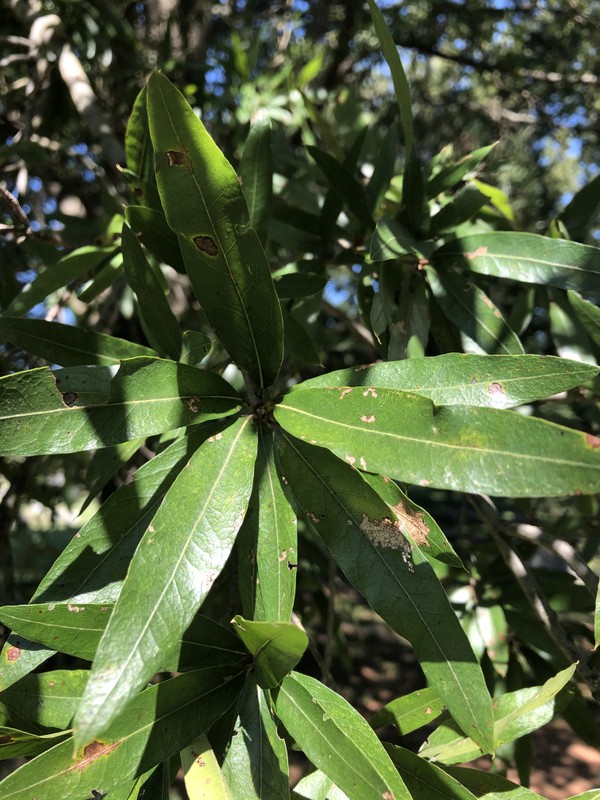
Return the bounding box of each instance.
[0,670,88,730]
[274,433,494,752]
[181,733,234,800]
[73,416,256,748]
[299,353,597,409]
[147,72,283,388]
[232,616,307,689]
[370,686,446,733]
[274,386,600,496]
[0,357,240,456]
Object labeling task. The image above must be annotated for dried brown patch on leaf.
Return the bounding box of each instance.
[487,382,505,397]
[187,395,201,413]
[585,433,600,449]
[193,235,219,256]
[359,514,414,571]
[392,501,430,547]
[166,149,191,169]
[466,245,488,260]
[71,740,120,771]
[6,646,21,662]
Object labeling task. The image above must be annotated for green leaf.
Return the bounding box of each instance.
[147,71,283,388]
[232,616,307,689]
[0,670,88,730]
[238,427,297,622]
[125,84,159,209]
[549,290,597,363]
[443,766,547,799]
[432,233,600,297]
[292,770,349,800]
[430,185,490,234]
[239,118,273,245]
[559,172,600,242]
[121,224,182,359]
[0,727,69,761]
[274,272,327,299]
[299,353,599,409]
[0,317,157,367]
[427,144,498,199]
[384,744,479,799]
[370,686,446,732]
[3,246,117,316]
[0,668,245,800]
[221,674,290,800]
[0,357,240,456]
[306,146,373,227]
[568,290,600,350]
[73,416,256,748]
[181,733,234,800]
[366,0,413,154]
[420,664,576,764]
[274,386,600,496]
[275,671,410,800]
[274,433,494,752]
[370,216,425,261]
[426,267,524,355]
[125,205,186,273]
[284,308,322,366]
[81,438,144,512]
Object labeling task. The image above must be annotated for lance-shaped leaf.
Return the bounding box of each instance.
[371,686,446,733]
[432,233,600,297]
[238,427,297,622]
[429,185,489,234]
[125,84,160,210]
[275,672,411,800]
[239,118,273,246]
[384,745,479,800]
[232,616,307,689]
[299,353,599,409]
[443,766,547,799]
[274,272,327,300]
[0,727,69,761]
[559,171,600,242]
[0,604,247,673]
[182,733,234,800]
[121,223,182,359]
[426,267,523,355]
[0,668,245,800]
[292,770,349,800]
[73,416,256,748]
[3,246,117,316]
[0,670,89,730]
[0,357,240,456]
[568,290,600,350]
[370,216,425,261]
[420,664,575,765]
[274,433,494,752]
[221,674,290,800]
[81,437,144,512]
[427,144,498,199]
[307,146,373,227]
[147,71,283,388]
[125,205,186,273]
[0,317,156,367]
[274,387,600,496]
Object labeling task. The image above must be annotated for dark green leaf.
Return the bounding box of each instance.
[147,72,283,388]
[232,616,307,689]
[81,438,144,512]
[370,216,425,261]
[0,670,88,730]
[0,357,240,456]
[384,744,479,799]
[426,144,497,199]
[125,205,186,273]
[275,671,410,800]
[239,119,273,245]
[274,273,327,299]
[0,727,69,761]
[284,308,322,365]
[559,172,600,242]
[430,185,490,234]
[121,223,182,359]
[274,433,494,751]
[568,290,600,350]
[306,146,373,227]
[275,386,600,496]
[125,84,159,209]
[73,416,256,748]
[443,766,547,799]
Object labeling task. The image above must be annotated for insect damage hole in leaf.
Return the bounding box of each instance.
[193,235,219,256]
[392,500,430,548]
[359,514,415,572]
[166,149,191,169]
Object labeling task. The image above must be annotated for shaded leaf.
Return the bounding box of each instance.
[275,671,410,800]
[81,437,144,512]
[0,357,240,456]
[181,733,233,800]
[430,185,490,234]
[427,144,498,199]
[443,766,547,799]
[147,72,283,388]
[232,616,307,689]
[275,386,600,496]
[284,308,322,365]
[432,233,600,297]
[385,744,479,799]
[0,668,245,800]
[125,84,159,209]
[239,118,273,245]
[0,670,89,730]
[370,216,425,261]
[299,353,598,409]
[559,172,600,242]
[125,205,186,273]
[370,686,446,732]
[73,416,256,748]
[306,146,373,227]
[568,290,600,350]
[0,317,156,367]
[274,433,494,752]
[0,726,69,761]
[274,272,327,300]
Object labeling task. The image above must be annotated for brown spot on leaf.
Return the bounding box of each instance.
[6,646,21,662]
[466,245,489,260]
[586,433,600,449]
[306,511,320,525]
[166,150,191,168]
[187,395,201,412]
[363,386,378,398]
[338,387,353,400]
[0,734,12,744]
[62,392,78,407]
[193,235,219,256]
[359,515,414,571]
[487,382,505,396]
[392,501,430,547]
[72,740,119,770]
[360,415,376,423]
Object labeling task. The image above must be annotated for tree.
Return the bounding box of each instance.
[1,1,600,797]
